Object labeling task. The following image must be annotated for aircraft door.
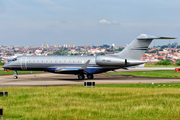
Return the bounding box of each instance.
[21,57,27,70]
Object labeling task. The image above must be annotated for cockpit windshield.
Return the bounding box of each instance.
[12,58,17,61]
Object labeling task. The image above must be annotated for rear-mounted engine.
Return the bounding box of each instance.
[96,56,127,66]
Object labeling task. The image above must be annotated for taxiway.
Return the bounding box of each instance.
[0,72,180,87]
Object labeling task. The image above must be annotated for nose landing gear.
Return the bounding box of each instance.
[13,76,18,79]
[13,70,18,79]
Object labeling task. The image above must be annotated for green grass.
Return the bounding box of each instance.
[1,84,180,119]
[105,70,180,78]
[96,83,180,88]
[0,71,44,75]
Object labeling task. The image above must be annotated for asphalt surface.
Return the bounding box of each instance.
[0,71,180,87]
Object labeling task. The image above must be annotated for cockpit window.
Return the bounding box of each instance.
[12,58,17,61]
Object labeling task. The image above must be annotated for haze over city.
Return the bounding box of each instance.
[0,0,180,46]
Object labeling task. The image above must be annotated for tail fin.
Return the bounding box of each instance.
[112,34,175,60]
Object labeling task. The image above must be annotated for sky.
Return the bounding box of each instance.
[0,0,180,47]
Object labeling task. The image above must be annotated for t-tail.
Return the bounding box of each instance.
[112,34,175,60]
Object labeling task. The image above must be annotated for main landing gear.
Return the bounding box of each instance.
[78,74,85,80]
[13,70,18,79]
[77,74,94,80]
[87,74,94,79]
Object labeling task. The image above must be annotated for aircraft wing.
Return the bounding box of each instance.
[53,60,90,74]
[79,60,90,70]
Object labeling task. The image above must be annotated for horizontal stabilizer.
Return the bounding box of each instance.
[138,36,176,40]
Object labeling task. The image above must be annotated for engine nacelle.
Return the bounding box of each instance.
[96,56,127,66]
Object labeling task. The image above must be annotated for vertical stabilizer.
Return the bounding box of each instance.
[112,34,175,60]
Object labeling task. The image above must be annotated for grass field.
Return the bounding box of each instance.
[105,70,180,78]
[1,84,180,119]
[0,71,44,75]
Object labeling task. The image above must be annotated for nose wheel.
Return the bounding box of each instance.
[13,70,18,79]
[14,76,18,79]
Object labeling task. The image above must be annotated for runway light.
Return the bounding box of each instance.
[151,82,154,85]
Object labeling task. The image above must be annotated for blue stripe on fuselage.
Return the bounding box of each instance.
[85,68,112,74]
[45,67,112,74]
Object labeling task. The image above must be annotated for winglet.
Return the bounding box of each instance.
[79,60,90,70]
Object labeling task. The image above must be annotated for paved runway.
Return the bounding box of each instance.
[0,72,180,87]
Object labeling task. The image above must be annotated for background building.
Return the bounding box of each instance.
[54,43,61,48]
[64,43,68,48]
[69,43,75,48]
[42,43,49,48]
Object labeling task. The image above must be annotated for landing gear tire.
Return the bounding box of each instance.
[14,76,18,79]
[78,74,85,80]
[87,74,94,79]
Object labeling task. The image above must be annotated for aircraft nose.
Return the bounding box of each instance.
[2,63,9,69]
